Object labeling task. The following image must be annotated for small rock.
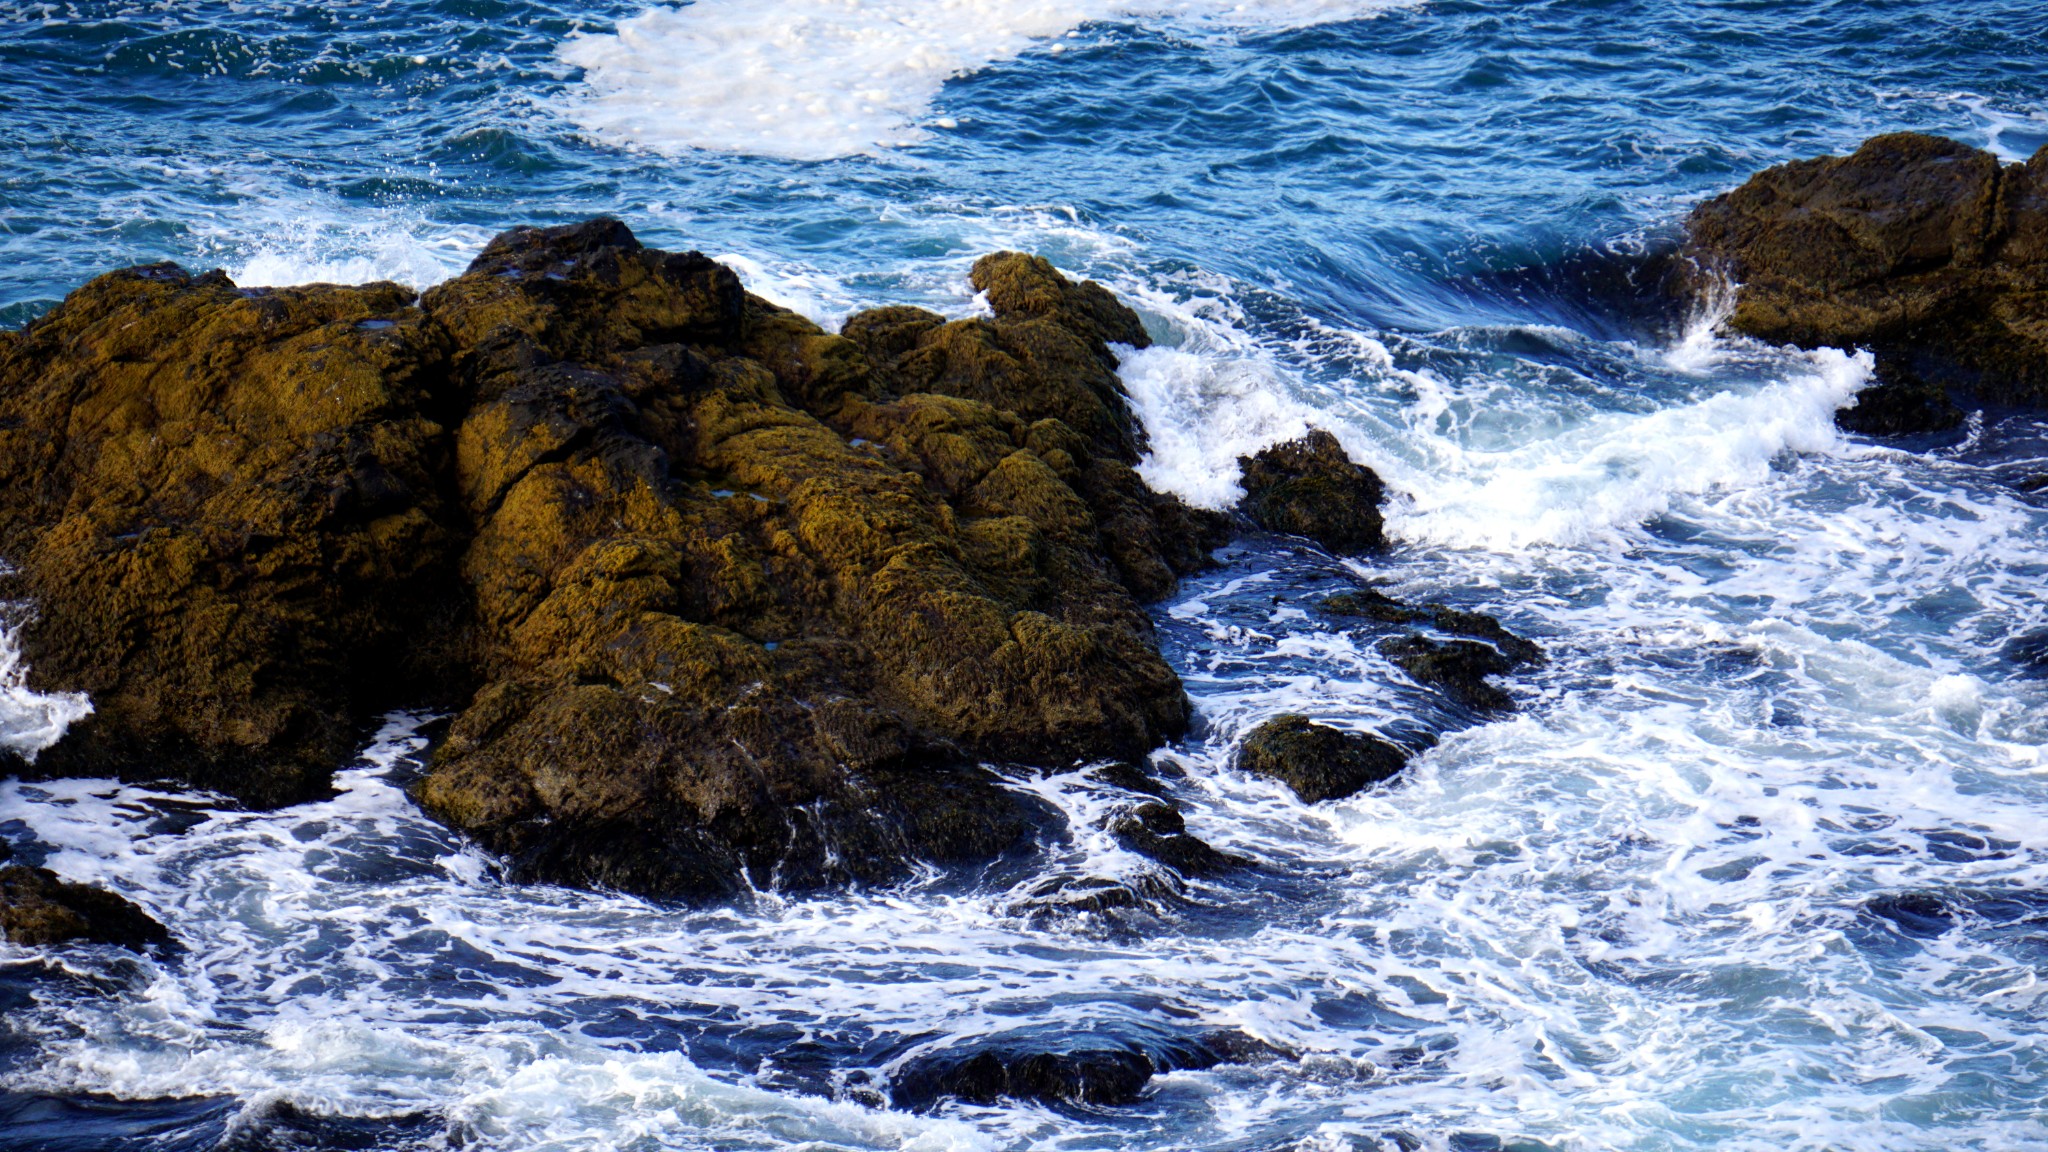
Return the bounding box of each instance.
[1237,429,1386,553]
[0,865,169,950]
[1378,635,1520,712]
[1236,714,1407,803]
[889,1029,1283,1110]
[892,1047,1154,1108]
[1424,607,1545,667]
[1105,801,1241,876]
[1318,588,1424,623]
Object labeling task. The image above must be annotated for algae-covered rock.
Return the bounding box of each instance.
[1236,714,1407,803]
[0,218,1229,899]
[1236,429,1386,553]
[1683,133,2048,432]
[409,223,1211,895]
[1378,635,1521,713]
[0,865,169,949]
[0,265,465,806]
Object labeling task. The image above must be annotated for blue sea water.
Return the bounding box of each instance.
[4,2,2048,1149]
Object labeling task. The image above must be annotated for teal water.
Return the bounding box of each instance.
[4,2,2048,1149]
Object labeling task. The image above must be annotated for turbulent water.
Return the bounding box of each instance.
[6,1,2048,1149]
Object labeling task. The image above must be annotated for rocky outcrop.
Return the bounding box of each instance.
[0,864,168,949]
[0,268,465,807]
[1236,429,1385,553]
[1683,133,2048,434]
[1237,714,1407,803]
[0,218,1234,899]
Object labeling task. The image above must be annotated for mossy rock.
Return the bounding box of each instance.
[1236,714,1408,803]
[0,865,169,950]
[1684,133,2048,429]
[1236,429,1386,553]
[0,217,1234,899]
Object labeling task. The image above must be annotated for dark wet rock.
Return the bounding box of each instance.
[1319,588,1426,624]
[893,1046,1155,1108]
[1236,429,1386,553]
[1321,591,1547,668]
[1104,800,1241,877]
[890,1029,1283,1109]
[1378,636,1520,713]
[0,865,169,949]
[1085,759,1173,799]
[1834,367,1966,436]
[0,218,1229,900]
[1683,133,2048,432]
[1425,607,1546,667]
[1013,874,1158,919]
[217,1099,444,1152]
[1236,714,1408,803]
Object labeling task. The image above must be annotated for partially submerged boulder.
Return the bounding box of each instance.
[1683,133,2048,433]
[889,1030,1281,1109]
[0,219,1230,899]
[1236,429,1386,553]
[0,865,168,950]
[1236,714,1407,803]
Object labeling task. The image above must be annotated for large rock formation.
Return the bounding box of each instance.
[0,219,1238,899]
[1683,133,2048,434]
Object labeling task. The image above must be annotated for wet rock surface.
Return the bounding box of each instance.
[0,863,168,950]
[1236,429,1385,553]
[1237,714,1408,804]
[1683,132,2048,433]
[889,1030,1283,1109]
[0,219,1231,899]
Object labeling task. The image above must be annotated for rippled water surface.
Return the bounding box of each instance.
[5,1,2048,1149]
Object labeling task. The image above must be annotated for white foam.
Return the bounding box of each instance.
[1385,346,1871,549]
[556,0,1420,160]
[218,215,492,290]
[0,607,91,761]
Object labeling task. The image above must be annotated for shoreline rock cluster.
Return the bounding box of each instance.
[0,218,1451,921]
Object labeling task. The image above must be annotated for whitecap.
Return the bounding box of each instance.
[555,0,1423,160]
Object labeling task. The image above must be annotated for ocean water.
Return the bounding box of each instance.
[5,1,2048,1149]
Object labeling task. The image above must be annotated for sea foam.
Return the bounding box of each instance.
[0,607,91,761]
[556,0,1420,160]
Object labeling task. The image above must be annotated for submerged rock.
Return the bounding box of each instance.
[889,1030,1282,1109]
[1104,799,1240,877]
[1683,132,2048,433]
[1321,592,1548,668]
[1236,714,1408,803]
[1236,429,1386,553]
[0,218,1232,899]
[1378,636,1521,713]
[0,865,168,949]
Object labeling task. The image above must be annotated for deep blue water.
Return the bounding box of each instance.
[5,2,2048,1150]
